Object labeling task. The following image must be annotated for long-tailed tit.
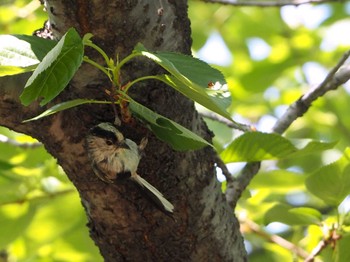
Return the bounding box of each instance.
[85,122,174,213]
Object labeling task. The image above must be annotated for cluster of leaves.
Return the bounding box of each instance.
[2,27,234,150]
[2,24,335,156]
[0,28,335,156]
[1,0,350,261]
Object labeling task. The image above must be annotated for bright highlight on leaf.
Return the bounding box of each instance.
[249,170,305,191]
[305,147,350,206]
[20,28,83,106]
[220,132,336,163]
[264,204,322,226]
[133,43,235,122]
[0,35,56,76]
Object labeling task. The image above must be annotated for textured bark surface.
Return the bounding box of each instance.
[0,1,247,261]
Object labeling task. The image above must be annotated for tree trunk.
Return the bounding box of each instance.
[0,0,247,261]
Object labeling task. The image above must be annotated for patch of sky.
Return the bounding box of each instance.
[281,4,331,29]
[246,37,271,61]
[279,1,350,52]
[265,222,290,234]
[286,191,310,206]
[256,115,277,132]
[286,166,303,173]
[197,31,232,66]
[228,162,246,177]
[346,2,350,14]
[216,162,247,182]
[339,195,350,214]
[302,62,328,85]
[274,105,288,119]
[264,86,280,101]
[215,166,226,182]
[343,80,350,94]
[244,240,253,255]
[320,20,350,51]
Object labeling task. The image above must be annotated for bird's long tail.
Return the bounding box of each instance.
[131,174,174,213]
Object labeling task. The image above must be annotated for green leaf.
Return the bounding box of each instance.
[220,132,336,163]
[22,98,210,151]
[240,60,294,92]
[0,174,26,205]
[11,35,57,61]
[151,51,226,92]
[249,170,305,191]
[23,99,108,122]
[20,28,84,106]
[0,159,14,170]
[129,99,211,151]
[335,233,350,262]
[157,74,232,119]
[264,204,322,226]
[133,43,234,121]
[0,34,56,76]
[0,65,37,76]
[305,148,350,206]
[0,203,36,249]
[291,139,337,155]
[22,190,101,260]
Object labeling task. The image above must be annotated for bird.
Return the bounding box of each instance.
[85,122,174,213]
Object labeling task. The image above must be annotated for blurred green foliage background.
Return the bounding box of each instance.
[0,2,101,261]
[1,0,350,261]
[189,1,350,261]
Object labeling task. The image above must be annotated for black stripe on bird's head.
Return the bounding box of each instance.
[89,122,125,145]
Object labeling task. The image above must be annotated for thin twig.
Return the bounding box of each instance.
[241,218,310,259]
[200,110,252,132]
[227,49,350,207]
[305,228,341,262]
[0,134,42,148]
[305,240,327,262]
[201,0,341,7]
[273,50,350,134]
[0,188,76,206]
[215,155,234,183]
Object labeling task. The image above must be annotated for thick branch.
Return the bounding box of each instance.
[201,0,341,7]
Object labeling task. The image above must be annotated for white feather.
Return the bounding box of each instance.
[132,174,174,213]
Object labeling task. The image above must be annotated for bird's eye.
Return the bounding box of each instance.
[106,140,113,145]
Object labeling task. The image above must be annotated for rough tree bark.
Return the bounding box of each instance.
[0,1,247,261]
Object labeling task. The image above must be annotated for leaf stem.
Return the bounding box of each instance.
[114,53,142,83]
[84,41,111,67]
[83,56,110,78]
[122,75,161,93]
